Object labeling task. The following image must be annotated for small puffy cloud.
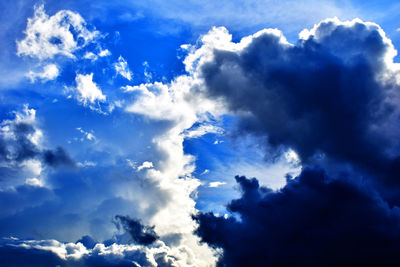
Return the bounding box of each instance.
[114,56,132,80]
[16,5,99,60]
[208,181,226,188]
[183,124,223,139]
[25,177,44,187]
[83,49,111,61]
[27,64,59,82]
[74,73,106,105]
[137,161,153,171]
[76,127,96,142]
[99,49,111,57]
[83,52,97,60]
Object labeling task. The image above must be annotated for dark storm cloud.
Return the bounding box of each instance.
[194,169,400,266]
[201,19,400,183]
[194,19,400,266]
[114,215,159,245]
[0,120,75,168]
[12,122,40,162]
[43,147,75,167]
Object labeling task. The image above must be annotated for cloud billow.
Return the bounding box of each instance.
[194,169,400,266]
[192,18,400,266]
[114,215,159,245]
[200,19,400,182]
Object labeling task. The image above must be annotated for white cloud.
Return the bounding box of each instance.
[27,64,59,82]
[83,52,97,60]
[0,237,211,267]
[183,124,223,138]
[99,49,111,57]
[208,181,226,188]
[200,169,209,175]
[25,177,44,187]
[114,56,132,80]
[123,63,225,266]
[74,73,106,105]
[17,5,99,60]
[76,161,97,168]
[83,49,111,61]
[76,127,96,141]
[137,161,154,171]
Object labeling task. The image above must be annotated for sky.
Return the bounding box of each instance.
[1,0,400,266]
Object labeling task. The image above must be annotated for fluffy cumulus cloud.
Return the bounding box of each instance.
[0,236,193,266]
[189,18,400,266]
[27,64,59,83]
[74,73,106,105]
[16,4,99,60]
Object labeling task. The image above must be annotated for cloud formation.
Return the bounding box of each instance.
[6,2,400,266]
[190,18,400,266]
[27,64,59,82]
[74,73,106,105]
[0,236,185,267]
[0,105,75,173]
[114,215,159,245]
[194,169,400,266]
[17,4,99,60]
[190,18,400,196]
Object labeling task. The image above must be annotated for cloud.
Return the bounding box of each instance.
[114,56,133,81]
[27,64,59,82]
[183,124,223,139]
[186,18,400,266]
[74,73,106,105]
[0,105,75,170]
[194,169,400,266]
[137,161,153,171]
[9,3,400,266]
[114,215,159,245]
[0,105,76,192]
[190,18,400,197]
[208,181,226,188]
[76,127,97,142]
[16,4,99,60]
[84,49,111,61]
[0,237,179,266]
[42,147,75,168]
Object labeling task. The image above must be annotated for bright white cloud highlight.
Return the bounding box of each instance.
[27,64,59,82]
[74,73,106,105]
[208,181,226,188]
[137,161,154,171]
[16,5,99,60]
[114,56,132,80]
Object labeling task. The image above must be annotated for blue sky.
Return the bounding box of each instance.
[1,0,400,266]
